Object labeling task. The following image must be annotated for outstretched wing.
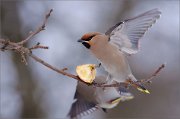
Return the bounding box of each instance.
[68,91,99,119]
[105,8,161,54]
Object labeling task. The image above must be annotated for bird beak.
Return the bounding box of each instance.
[77,39,83,43]
[78,40,91,49]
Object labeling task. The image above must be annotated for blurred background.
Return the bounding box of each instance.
[0,0,179,119]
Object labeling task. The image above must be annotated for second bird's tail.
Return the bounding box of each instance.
[128,74,150,94]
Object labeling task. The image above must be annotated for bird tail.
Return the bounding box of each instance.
[135,83,150,94]
[128,74,150,94]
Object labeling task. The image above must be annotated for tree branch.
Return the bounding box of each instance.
[17,9,53,45]
[0,9,165,88]
[138,63,165,84]
[94,64,165,88]
[0,39,89,84]
[28,53,80,81]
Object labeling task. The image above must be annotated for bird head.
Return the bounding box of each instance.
[78,32,101,49]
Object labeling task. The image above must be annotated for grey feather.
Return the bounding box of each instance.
[106,8,161,54]
[68,91,99,119]
[118,87,134,101]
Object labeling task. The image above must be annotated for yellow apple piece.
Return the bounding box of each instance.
[76,64,96,84]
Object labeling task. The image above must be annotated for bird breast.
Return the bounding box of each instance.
[90,40,131,81]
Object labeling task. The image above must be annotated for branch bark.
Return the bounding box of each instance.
[28,53,82,81]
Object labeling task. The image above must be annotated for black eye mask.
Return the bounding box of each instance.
[85,35,95,41]
[82,42,91,49]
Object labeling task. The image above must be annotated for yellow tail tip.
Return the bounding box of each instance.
[144,90,150,94]
[137,87,150,94]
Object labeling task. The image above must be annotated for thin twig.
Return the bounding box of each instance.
[20,52,28,65]
[93,82,128,87]
[138,63,165,84]
[30,45,49,50]
[29,42,49,50]
[17,9,53,45]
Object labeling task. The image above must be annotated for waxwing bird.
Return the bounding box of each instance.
[68,76,134,118]
[78,9,161,93]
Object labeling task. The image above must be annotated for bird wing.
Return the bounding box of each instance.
[105,8,161,54]
[68,90,99,119]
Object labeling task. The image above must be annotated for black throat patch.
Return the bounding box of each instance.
[82,42,91,49]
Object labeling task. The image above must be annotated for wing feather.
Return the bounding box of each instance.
[106,8,161,54]
[68,90,99,119]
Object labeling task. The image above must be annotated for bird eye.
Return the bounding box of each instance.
[82,42,91,49]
